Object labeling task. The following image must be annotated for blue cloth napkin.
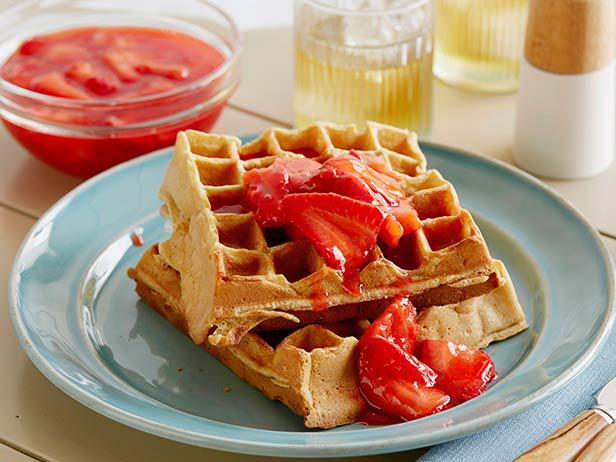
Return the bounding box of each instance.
[419,324,616,462]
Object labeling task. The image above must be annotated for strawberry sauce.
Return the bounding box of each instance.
[0,27,231,177]
[310,276,330,311]
[242,152,421,297]
[357,297,497,424]
[2,27,224,101]
[357,409,403,426]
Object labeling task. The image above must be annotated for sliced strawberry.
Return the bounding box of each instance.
[417,339,497,403]
[343,153,421,240]
[282,193,385,294]
[65,62,96,82]
[103,50,139,82]
[84,76,117,96]
[381,203,421,248]
[242,154,422,291]
[359,335,449,420]
[32,72,89,99]
[391,203,422,234]
[352,151,403,182]
[135,61,189,80]
[66,62,117,96]
[339,154,406,202]
[305,157,377,203]
[358,297,451,421]
[243,162,287,226]
[301,154,421,247]
[45,43,86,61]
[380,215,405,248]
[285,158,325,191]
[19,39,44,56]
[357,298,498,423]
[361,296,417,356]
[360,334,437,387]
[385,381,451,421]
[303,155,397,204]
[243,158,321,227]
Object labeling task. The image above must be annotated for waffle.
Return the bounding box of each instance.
[128,244,527,429]
[155,121,507,346]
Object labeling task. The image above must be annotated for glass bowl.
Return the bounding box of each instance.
[0,0,240,178]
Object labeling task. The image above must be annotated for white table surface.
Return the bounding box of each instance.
[1,2,615,461]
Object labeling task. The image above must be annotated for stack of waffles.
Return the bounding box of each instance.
[128,121,527,429]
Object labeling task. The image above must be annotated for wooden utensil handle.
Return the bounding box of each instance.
[574,424,616,462]
[515,410,610,462]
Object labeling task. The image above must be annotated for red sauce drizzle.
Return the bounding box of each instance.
[291,147,322,158]
[390,276,412,291]
[213,204,247,214]
[130,231,144,247]
[310,276,330,311]
[357,409,403,426]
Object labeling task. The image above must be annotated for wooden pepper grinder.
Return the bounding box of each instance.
[513,0,615,179]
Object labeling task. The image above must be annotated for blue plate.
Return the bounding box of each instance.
[9,138,615,458]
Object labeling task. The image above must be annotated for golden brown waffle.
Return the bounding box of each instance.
[128,245,527,429]
[156,121,506,346]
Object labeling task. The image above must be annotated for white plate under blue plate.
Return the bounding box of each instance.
[9,138,615,458]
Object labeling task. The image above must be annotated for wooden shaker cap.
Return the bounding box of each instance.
[524,0,615,74]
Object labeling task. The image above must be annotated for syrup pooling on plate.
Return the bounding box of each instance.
[242,151,422,295]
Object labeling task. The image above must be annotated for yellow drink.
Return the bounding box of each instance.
[293,0,434,136]
[434,0,528,92]
[294,47,433,135]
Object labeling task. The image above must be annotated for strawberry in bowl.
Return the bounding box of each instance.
[0,1,240,177]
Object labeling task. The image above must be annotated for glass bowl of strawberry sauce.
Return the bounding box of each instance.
[0,0,240,177]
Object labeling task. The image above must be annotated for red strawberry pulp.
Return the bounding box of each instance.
[357,409,403,426]
[2,27,224,101]
[357,297,497,424]
[0,27,231,177]
[416,339,497,404]
[242,152,421,296]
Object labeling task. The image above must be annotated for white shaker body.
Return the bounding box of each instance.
[513,58,615,179]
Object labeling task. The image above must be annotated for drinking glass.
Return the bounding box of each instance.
[434,0,528,92]
[294,0,434,136]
